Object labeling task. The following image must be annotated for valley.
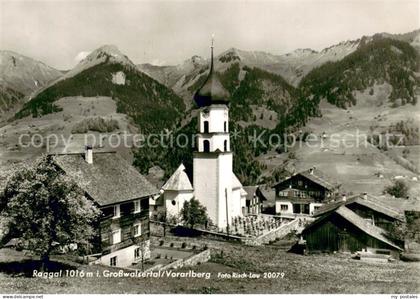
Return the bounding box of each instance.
[0,30,419,203]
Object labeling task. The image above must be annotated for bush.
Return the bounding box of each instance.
[71,117,119,134]
[384,180,409,198]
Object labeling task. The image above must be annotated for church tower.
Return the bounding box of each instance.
[193,37,234,229]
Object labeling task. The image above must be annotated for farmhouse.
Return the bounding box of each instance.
[302,194,404,257]
[273,167,340,217]
[52,147,159,268]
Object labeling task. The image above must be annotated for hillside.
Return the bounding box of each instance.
[134,36,420,186]
[0,51,62,116]
[299,37,419,113]
[15,46,185,133]
[133,61,300,185]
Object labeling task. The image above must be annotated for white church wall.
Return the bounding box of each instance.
[230,188,244,219]
[193,154,219,226]
[164,190,194,221]
[197,134,230,152]
[216,153,233,228]
[199,105,228,133]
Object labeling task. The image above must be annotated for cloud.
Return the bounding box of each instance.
[74,51,91,63]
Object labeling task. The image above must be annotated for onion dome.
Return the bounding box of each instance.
[193,38,230,107]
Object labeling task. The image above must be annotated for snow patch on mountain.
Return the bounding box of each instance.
[112,71,126,85]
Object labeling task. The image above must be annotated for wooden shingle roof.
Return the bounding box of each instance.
[304,206,402,251]
[314,194,405,221]
[273,168,340,191]
[335,206,402,251]
[53,152,159,206]
[299,168,339,191]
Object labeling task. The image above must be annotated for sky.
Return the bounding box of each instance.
[0,0,419,70]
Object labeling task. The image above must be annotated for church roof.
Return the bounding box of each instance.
[53,152,158,206]
[162,163,194,191]
[232,173,243,190]
[193,39,230,107]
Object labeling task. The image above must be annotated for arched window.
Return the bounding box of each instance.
[224,121,227,132]
[203,140,210,152]
[203,121,209,133]
[224,140,228,151]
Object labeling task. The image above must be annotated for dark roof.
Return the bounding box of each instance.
[193,45,229,107]
[313,194,405,221]
[273,167,339,191]
[258,185,276,202]
[243,186,258,201]
[53,152,159,206]
[304,206,402,251]
[335,206,402,251]
[299,168,339,190]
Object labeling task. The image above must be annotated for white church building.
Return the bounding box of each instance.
[161,40,247,229]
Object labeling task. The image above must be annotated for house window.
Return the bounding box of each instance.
[134,200,141,214]
[314,206,321,211]
[203,140,210,152]
[280,204,288,211]
[133,223,142,237]
[203,121,209,133]
[110,256,117,267]
[171,200,176,206]
[224,140,227,151]
[134,247,141,259]
[224,121,227,132]
[111,229,121,244]
[298,180,303,186]
[113,204,120,218]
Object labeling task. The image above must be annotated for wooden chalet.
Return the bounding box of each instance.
[302,194,404,257]
[273,167,340,217]
[52,147,159,267]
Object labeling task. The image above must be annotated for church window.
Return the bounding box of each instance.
[204,121,209,133]
[224,121,227,132]
[171,200,176,206]
[224,140,227,151]
[203,140,210,152]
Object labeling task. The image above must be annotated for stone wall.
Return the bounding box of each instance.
[182,249,211,267]
[144,249,211,272]
[243,219,301,246]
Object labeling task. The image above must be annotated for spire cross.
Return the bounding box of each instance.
[211,34,215,49]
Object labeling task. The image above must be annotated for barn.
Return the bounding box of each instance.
[302,203,403,257]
